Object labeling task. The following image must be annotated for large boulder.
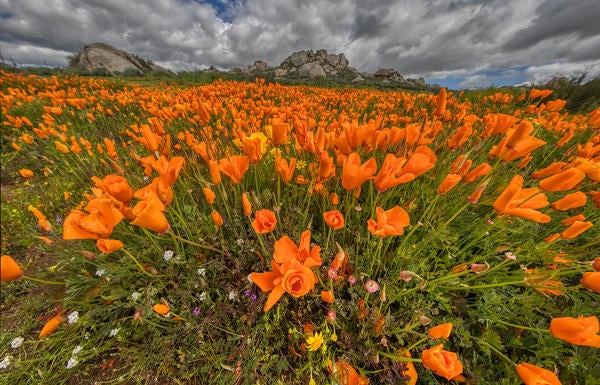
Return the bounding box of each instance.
[279,49,356,78]
[72,43,161,74]
[298,62,326,78]
[374,68,405,82]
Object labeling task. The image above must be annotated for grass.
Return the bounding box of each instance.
[1,70,599,384]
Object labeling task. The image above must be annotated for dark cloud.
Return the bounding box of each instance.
[503,0,600,51]
[0,0,598,88]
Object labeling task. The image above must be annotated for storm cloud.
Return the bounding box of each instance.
[1,0,598,88]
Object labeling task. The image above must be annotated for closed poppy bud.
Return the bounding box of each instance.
[153,303,170,315]
[561,221,593,240]
[96,239,123,254]
[421,344,464,381]
[592,257,600,272]
[515,362,561,385]
[1,255,23,281]
[323,210,345,230]
[39,314,65,338]
[321,290,334,303]
[330,192,339,206]
[549,316,600,348]
[208,160,221,185]
[242,193,252,215]
[428,323,453,339]
[202,187,216,204]
[252,209,277,234]
[581,272,600,293]
[539,168,586,192]
[551,191,587,211]
[437,173,462,194]
[19,168,34,178]
[94,174,134,203]
[211,210,223,227]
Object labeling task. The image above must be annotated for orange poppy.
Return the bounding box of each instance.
[515,362,561,385]
[92,174,134,203]
[39,314,65,339]
[64,198,124,239]
[274,155,296,183]
[581,272,600,293]
[373,153,409,192]
[428,323,453,339]
[398,350,418,385]
[208,160,221,185]
[273,230,322,268]
[332,360,370,385]
[549,316,600,348]
[367,206,410,237]
[19,168,34,178]
[153,303,170,315]
[421,344,464,381]
[330,192,339,206]
[27,205,52,232]
[321,290,335,303]
[437,174,462,194]
[219,155,250,185]
[398,146,437,181]
[462,163,492,183]
[1,255,23,281]
[539,168,586,192]
[341,152,377,191]
[493,175,550,223]
[211,210,224,227]
[319,151,336,180]
[250,260,286,311]
[96,239,124,254]
[551,192,587,211]
[323,210,345,230]
[560,221,592,240]
[242,193,252,215]
[252,209,277,234]
[531,162,567,179]
[202,187,216,204]
[131,194,169,233]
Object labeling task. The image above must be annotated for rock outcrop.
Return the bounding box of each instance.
[279,49,357,79]
[71,43,162,74]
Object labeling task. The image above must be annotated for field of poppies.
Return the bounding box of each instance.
[1,70,599,384]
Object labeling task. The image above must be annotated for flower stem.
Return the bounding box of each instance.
[169,230,225,255]
[22,275,64,285]
[122,248,155,278]
[477,339,516,366]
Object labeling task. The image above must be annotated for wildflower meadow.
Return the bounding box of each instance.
[1,71,599,384]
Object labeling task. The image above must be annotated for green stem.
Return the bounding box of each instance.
[22,275,64,285]
[477,339,516,366]
[169,230,225,255]
[443,280,526,290]
[122,248,155,278]
[493,318,549,333]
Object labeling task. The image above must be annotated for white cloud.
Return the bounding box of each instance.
[0,0,599,87]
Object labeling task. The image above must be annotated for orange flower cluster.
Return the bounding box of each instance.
[250,230,321,311]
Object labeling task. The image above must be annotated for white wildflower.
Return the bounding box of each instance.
[197,268,206,276]
[228,290,237,301]
[0,356,11,369]
[72,346,82,355]
[131,291,141,301]
[67,311,79,324]
[199,292,207,301]
[95,268,106,277]
[66,357,79,369]
[10,337,24,349]
[163,250,174,262]
[236,239,244,247]
[109,328,120,337]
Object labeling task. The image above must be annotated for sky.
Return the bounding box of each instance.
[1,0,599,89]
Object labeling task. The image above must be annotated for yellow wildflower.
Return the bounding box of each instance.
[306,332,324,352]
